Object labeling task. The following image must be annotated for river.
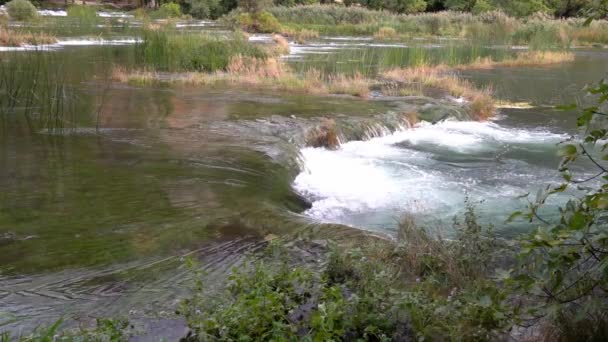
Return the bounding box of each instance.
[0,26,606,336]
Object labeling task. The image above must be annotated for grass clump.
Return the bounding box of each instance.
[136,30,268,72]
[382,66,495,120]
[5,0,37,21]
[0,26,57,46]
[463,51,575,68]
[374,26,398,40]
[306,118,340,149]
[237,11,282,33]
[267,33,290,56]
[289,28,319,43]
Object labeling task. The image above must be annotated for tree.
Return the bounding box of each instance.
[238,0,271,13]
[185,0,221,18]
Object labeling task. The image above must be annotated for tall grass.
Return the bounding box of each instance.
[269,5,608,47]
[290,42,512,77]
[0,52,77,133]
[135,30,268,72]
[0,26,57,46]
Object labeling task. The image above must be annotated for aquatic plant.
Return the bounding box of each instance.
[382,65,495,119]
[66,5,98,23]
[306,118,340,149]
[374,26,399,40]
[5,0,37,21]
[0,52,77,133]
[268,33,290,55]
[0,27,57,46]
[135,30,267,72]
[286,28,319,43]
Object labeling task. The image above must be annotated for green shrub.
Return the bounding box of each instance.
[186,0,221,18]
[157,2,183,18]
[237,11,281,32]
[6,0,37,21]
[178,207,515,341]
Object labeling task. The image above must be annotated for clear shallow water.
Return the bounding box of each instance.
[0,34,607,333]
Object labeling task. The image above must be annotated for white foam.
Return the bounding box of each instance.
[0,37,140,51]
[293,120,567,228]
[37,9,67,17]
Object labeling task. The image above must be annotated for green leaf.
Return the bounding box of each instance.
[558,144,578,157]
[506,211,523,223]
[568,212,586,230]
[555,103,577,111]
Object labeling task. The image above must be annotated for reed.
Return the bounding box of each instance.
[136,30,268,72]
[0,52,77,133]
[0,27,57,46]
[382,66,495,120]
[269,5,608,47]
[374,27,398,40]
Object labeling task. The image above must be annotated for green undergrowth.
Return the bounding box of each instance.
[178,203,518,341]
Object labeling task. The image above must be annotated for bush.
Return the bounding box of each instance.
[178,206,515,341]
[186,0,225,19]
[157,2,182,18]
[6,0,37,21]
[237,11,281,32]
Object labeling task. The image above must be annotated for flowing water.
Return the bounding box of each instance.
[1,29,607,335]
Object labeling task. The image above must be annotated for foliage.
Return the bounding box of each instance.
[269,4,608,46]
[157,2,183,18]
[238,0,272,13]
[5,0,37,21]
[185,0,221,18]
[236,11,282,32]
[508,76,608,336]
[136,30,268,72]
[179,207,515,340]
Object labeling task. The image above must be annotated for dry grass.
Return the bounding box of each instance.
[374,27,398,40]
[0,27,57,47]
[461,51,575,69]
[382,66,495,120]
[110,56,374,98]
[306,118,340,149]
[267,34,290,56]
[292,29,319,43]
[571,25,608,46]
[327,73,371,98]
[111,66,158,85]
